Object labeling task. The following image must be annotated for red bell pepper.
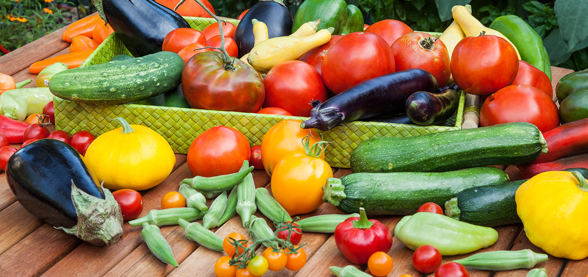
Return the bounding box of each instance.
[525,117,588,165]
[334,207,392,265]
[518,153,588,179]
[0,114,31,143]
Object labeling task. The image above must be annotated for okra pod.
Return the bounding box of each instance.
[217,185,239,226]
[454,249,548,271]
[180,161,254,192]
[179,184,208,212]
[141,223,178,267]
[129,207,205,227]
[527,268,548,277]
[202,191,228,229]
[178,218,224,252]
[330,265,371,277]
[255,187,292,224]
[297,213,359,233]
[201,190,224,199]
[236,170,256,226]
[248,215,277,248]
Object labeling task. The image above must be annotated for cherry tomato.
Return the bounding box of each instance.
[285,246,307,271]
[263,247,287,271]
[25,113,50,125]
[161,191,186,209]
[263,60,328,117]
[364,19,414,46]
[0,146,18,171]
[368,251,394,277]
[235,267,253,277]
[237,9,249,20]
[214,256,237,277]
[298,35,343,75]
[392,32,451,87]
[70,130,95,156]
[112,189,143,221]
[417,202,443,215]
[22,138,41,147]
[187,126,251,177]
[47,130,71,145]
[177,42,211,64]
[511,60,554,99]
[399,275,414,277]
[435,262,469,277]
[412,245,442,274]
[322,32,395,94]
[480,85,559,133]
[257,107,292,116]
[0,134,9,148]
[43,101,55,124]
[223,232,248,257]
[202,21,237,40]
[276,221,302,245]
[23,124,49,141]
[206,36,239,58]
[249,145,263,170]
[451,35,519,96]
[162,28,207,53]
[247,255,269,276]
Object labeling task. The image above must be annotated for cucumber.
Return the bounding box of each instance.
[350,122,548,173]
[49,51,184,104]
[322,167,509,216]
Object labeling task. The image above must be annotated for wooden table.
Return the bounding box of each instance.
[1,21,585,277]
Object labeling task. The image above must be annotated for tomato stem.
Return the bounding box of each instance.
[419,37,436,51]
[113,117,134,134]
[301,133,329,158]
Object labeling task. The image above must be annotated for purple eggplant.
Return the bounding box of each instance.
[301,69,438,131]
[405,84,460,126]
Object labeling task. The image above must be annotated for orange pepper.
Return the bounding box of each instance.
[70,36,99,52]
[0,73,16,95]
[62,14,104,43]
[92,23,114,44]
[29,50,94,74]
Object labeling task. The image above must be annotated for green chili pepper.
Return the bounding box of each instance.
[178,218,224,252]
[0,87,54,121]
[394,212,498,256]
[141,222,178,267]
[248,215,277,248]
[129,207,205,227]
[255,187,292,224]
[454,249,548,270]
[292,0,364,35]
[15,79,32,88]
[236,170,256,226]
[330,265,371,277]
[202,191,228,229]
[180,161,254,192]
[179,184,208,212]
[527,268,548,277]
[217,185,239,226]
[297,213,359,233]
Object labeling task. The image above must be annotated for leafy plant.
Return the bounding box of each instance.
[359,0,450,32]
[208,0,302,19]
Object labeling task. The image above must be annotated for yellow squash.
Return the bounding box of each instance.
[516,171,588,260]
[84,117,176,191]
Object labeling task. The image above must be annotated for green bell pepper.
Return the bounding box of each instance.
[292,0,364,35]
[0,87,53,121]
[556,69,588,102]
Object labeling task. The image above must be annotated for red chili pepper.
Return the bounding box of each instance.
[518,153,588,179]
[527,117,588,164]
[334,207,393,265]
[0,114,31,143]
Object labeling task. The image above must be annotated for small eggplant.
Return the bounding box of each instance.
[405,84,460,126]
[6,139,123,246]
[301,69,438,131]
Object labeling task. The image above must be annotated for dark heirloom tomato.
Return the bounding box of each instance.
[182,51,265,113]
[511,60,553,99]
[364,19,413,46]
[298,35,342,75]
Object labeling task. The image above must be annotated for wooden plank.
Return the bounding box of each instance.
[0,174,16,212]
[9,47,71,88]
[560,259,588,277]
[0,202,43,255]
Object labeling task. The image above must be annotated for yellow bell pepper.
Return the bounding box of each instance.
[84,117,176,191]
[516,170,588,260]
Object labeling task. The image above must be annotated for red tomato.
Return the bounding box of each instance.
[23,124,49,141]
[298,35,343,75]
[480,85,559,133]
[511,60,553,99]
[417,203,443,215]
[249,145,263,170]
[43,101,55,124]
[392,32,451,87]
[258,107,292,116]
[206,36,239,58]
[112,189,143,221]
[21,138,40,147]
[435,262,469,277]
[0,146,18,171]
[202,21,237,40]
[322,32,395,94]
[162,28,207,53]
[237,9,249,20]
[187,126,251,177]
[0,134,9,148]
[70,130,95,156]
[413,245,442,273]
[47,130,71,145]
[276,221,302,245]
[364,19,413,46]
[177,42,211,64]
[264,60,327,116]
[451,35,518,95]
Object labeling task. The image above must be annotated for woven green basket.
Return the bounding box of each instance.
[54,17,464,168]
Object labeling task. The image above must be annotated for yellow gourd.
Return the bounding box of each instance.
[290,19,321,37]
[240,19,269,75]
[516,171,588,260]
[84,117,176,191]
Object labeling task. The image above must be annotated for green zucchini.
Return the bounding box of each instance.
[49,51,184,104]
[350,122,548,173]
[322,167,509,215]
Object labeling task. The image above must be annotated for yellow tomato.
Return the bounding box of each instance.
[161,191,185,209]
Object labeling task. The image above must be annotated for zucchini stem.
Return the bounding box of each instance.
[444,197,461,220]
[352,207,374,229]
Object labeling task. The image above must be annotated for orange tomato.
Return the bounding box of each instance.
[25,114,50,125]
[161,191,185,209]
[223,232,248,257]
[285,246,307,271]
[368,251,393,276]
[235,267,253,277]
[214,256,237,277]
[263,247,287,271]
[0,73,16,95]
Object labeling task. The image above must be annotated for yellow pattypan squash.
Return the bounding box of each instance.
[84,117,176,191]
[516,170,588,260]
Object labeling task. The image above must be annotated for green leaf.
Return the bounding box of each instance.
[407,9,421,22]
[435,0,471,22]
[412,0,425,11]
[427,12,441,29]
[544,28,573,66]
[417,17,429,31]
[572,48,588,70]
[523,1,546,15]
[555,0,588,51]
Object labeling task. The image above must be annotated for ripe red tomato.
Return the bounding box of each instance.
[112,189,143,221]
[70,130,95,156]
[258,107,292,116]
[264,60,327,116]
[0,134,9,148]
[392,32,451,87]
[0,146,18,171]
[237,9,249,20]
[435,262,469,277]
[276,221,302,245]
[23,124,49,141]
[322,32,395,94]
[206,36,239,58]
[43,101,55,124]
[298,35,343,75]
[162,28,207,53]
[187,126,251,177]
[417,202,443,215]
[451,35,519,95]
[480,85,559,133]
[511,60,553,99]
[202,21,237,40]
[21,139,40,147]
[413,245,442,273]
[177,42,211,64]
[47,130,71,145]
[364,19,413,46]
[249,145,263,170]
